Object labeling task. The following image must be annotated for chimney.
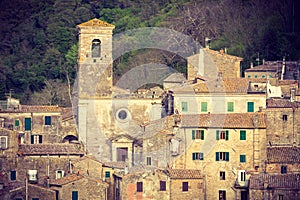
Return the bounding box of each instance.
[250,62,254,68]
[281,57,286,80]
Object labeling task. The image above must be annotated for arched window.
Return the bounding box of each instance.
[91,39,101,57]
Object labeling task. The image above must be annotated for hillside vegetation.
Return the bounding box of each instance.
[0,0,299,106]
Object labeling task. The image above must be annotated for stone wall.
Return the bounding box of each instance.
[170,178,203,200]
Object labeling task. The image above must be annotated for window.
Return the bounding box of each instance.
[10,170,16,181]
[32,198,39,200]
[269,75,273,78]
[247,102,254,112]
[247,75,251,78]
[201,102,207,112]
[220,171,225,180]
[254,75,258,78]
[281,166,287,174]
[137,182,143,192]
[0,136,8,149]
[182,182,188,191]
[44,116,51,125]
[117,147,128,161]
[192,130,204,140]
[240,155,246,163]
[105,171,110,178]
[216,152,229,161]
[72,191,78,200]
[192,152,204,160]
[146,157,151,165]
[227,102,234,112]
[25,118,31,131]
[160,181,166,191]
[282,115,288,121]
[239,170,246,182]
[181,102,188,112]
[216,130,228,140]
[15,119,20,127]
[219,190,226,200]
[31,135,42,144]
[56,170,64,179]
[278,194,284,200]
[262,75,266,78]
[240,130,246,140]
[91,39,101,58]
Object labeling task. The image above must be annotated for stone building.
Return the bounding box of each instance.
[171,112,266,200]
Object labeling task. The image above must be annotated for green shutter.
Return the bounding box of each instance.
[201,130,204,140]
[247,102,254,112]
[15,119,19,127]
[216,152,219,161]
[25,118,31,131]
[192,153,196,160]
[181,102,188,112]
[200,153,204,160]
[31,135,34,144]
[225,152,229,161]
[192,130,195,140]
[240,130,246,140]
[72,191,78,200]
[225,130,229,140]
[201,102,207,112]
[227,102,234,112]
[216,130,220,140]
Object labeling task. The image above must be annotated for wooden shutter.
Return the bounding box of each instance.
[225,130,229,140]
[225,152,229,161]
[192,130,195,140]
[201,130,204,140]
[216,130,220,140]
[216,152,219,161]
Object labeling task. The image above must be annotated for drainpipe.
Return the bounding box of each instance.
[25,177,28,200]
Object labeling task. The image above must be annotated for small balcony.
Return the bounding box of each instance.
[234,180,249,188]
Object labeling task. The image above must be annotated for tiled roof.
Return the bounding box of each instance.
[166,169,202,179]
[181,113,266,128]
[249,173,300,189]
[20,105,62,113]
[18,144,84,156]
[103,161,127,169]
[266,99,299,108]
[50,174,84,186]
[267,147,300,163]
[77,18,115,28]
[174,78,267,94]
[61,107,75,121]
[245,64,278,72]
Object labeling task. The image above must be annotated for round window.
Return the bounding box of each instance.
[116,108,130,123]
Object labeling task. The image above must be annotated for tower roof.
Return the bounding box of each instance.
[77,18,115,28]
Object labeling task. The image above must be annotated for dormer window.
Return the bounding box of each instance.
[92,39,101,57]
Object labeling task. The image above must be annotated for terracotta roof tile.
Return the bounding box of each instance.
[50,174,84,186]
[267,147,300,163]
[77,18,115,28]
[266,99,299,108]
[167,169,202,179]
[249,173,300,189]
[103,161,127,169]
[18,144,84,156]
[181,113,266,128]
[61,107,75,121]
[20,105,62,113]
[245,64,278,72]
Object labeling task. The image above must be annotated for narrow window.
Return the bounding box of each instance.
[137,182,143,192]
[146,157,151,165]
[160,181,166,191]
[240,130,246,140]
[220,171,225,180]
[15,119,20,127]
[0,136,8,149]
[219,190,226,200]
[10,170,16,181]
[240,155,246,163]
[278,194,284,200]
[56,170,64,179]
[247,102,254,112]
[181,102,188,112]
[227,102,234,112]
[45,116,51,125]
[239,171,246,182]
[91,39,101,58]
[31,135,42,144]
[192,130,204,140]
[281,166,287,174]
[192,152,204,160]
[282,115,288,122]
[201,102,207,112]
[182,182,188,191]
[72,191,78,200]
[105,171,110,178]
[25,118,31,131]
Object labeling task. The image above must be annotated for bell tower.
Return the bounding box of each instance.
[77,18,115,97]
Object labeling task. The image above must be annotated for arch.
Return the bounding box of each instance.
[91,39,101,57]
[62,135,78,143]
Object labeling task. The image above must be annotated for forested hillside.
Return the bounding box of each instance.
[0,0,299,106]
